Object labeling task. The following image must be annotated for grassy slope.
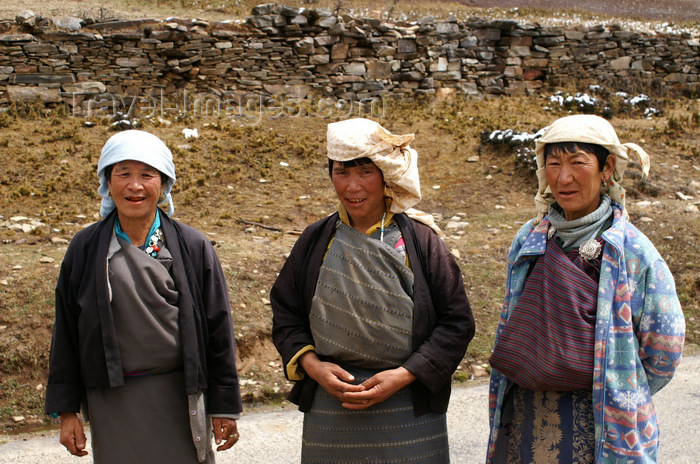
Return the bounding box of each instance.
[1,90,698,430]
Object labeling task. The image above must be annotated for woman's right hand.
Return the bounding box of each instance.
[299,351,365,403]
[59,412,88,457]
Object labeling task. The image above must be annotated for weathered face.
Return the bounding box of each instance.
[545,147,615,221]
[107,160,164,225]
[331,160,386,231]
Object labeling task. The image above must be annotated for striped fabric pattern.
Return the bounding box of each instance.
[489,236,598,391]
[310,221,414,369]
[302,366,449,464]
[487,203,685,463]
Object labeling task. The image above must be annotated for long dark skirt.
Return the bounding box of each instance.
[493,385,595,464]
[86,371,209,464]
[301,366,449,464]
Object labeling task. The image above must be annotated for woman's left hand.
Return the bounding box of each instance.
[340,367,416,410]
[212,417,239,451]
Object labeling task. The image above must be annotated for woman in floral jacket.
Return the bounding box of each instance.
[486,115,685,463]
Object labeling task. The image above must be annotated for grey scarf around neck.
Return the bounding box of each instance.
[548,195,613,250]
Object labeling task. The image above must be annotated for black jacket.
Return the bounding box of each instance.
[271,212,475,416]
[45,209,242,416]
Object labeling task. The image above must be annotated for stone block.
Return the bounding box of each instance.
[435,23,460,35]
[7,85,62,103]
[610,55,632,70]
[375,45,396,57]
[504,65,523,77]
[10,73,75,84]
[397,39,417,54]
[309,54,330,65]
[116,57,149,67]
[459,36,478,48]
[0,34,34,43]
[475,28,500,41]
[429,57,448,72]
[432,71,461,80]
[366,60,392,79]
[315,35,338,47]
[24,43,58,54]
[294,37,315,54]
[342,62,366,75]
[510,45,531,57]
[331,43,349,60]
[251,4,275,15]
[392,71,424,81]
[315,16,337,28]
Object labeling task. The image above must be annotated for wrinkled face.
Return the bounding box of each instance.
[107,160,164,225]
[331,161,385,231]
[545,147,615,221]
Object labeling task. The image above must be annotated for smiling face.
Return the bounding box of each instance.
[545,145,616,221]
[331,159,386,233]
[107,160,165,227]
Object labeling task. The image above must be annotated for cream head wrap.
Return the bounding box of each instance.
[97,130,177,218]
[533,114,650,221]
[326,118,442,235]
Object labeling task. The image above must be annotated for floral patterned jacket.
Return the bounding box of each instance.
[487,203,685,463]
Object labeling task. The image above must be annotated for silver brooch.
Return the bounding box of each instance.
[547,226,557,240]
[579,239,602,261]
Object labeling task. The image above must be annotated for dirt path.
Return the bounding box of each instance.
[2,0,699,22]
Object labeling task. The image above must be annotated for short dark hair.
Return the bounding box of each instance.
[104,163,169,184]
[327,157,375,178]
[543,142,610,172]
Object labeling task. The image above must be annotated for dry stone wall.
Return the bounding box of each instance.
[1,3,698,115]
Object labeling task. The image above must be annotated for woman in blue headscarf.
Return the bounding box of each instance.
[45,130,242,464]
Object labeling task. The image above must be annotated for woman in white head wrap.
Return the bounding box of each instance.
[46,130,243,463]
[486,115,685,463]
[271,118,475,463]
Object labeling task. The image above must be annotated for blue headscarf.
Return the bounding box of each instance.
[97,130,176,218]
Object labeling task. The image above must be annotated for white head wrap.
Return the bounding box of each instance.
[327,118,421,213]
[326,118,442,235]
[97,130,176,218]
[533,114,650,221]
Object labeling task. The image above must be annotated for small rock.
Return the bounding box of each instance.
[446,221,469,229]
[636,201,652,208]
[432,185,440,190]
[685,204,699,213]
[676,191,693,201]
[10,216,28,222]
[494,205,505,209]
[467,156,479,162]
[451,248,461,259]
[471,365,488,378]
[12,416,25,423]
[35,384,43,391]
[259,179,267,183]
[279,161,289,167]
[639,217,653,222]
[51,237,69,244]
[12,265,22,270]
[40,257,55,263]
[664,236,674,240]
[262,298,271,305]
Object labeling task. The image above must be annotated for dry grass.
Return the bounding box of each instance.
[1,87,698,431]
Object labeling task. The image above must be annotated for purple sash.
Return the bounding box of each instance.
[489,238,601,391]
